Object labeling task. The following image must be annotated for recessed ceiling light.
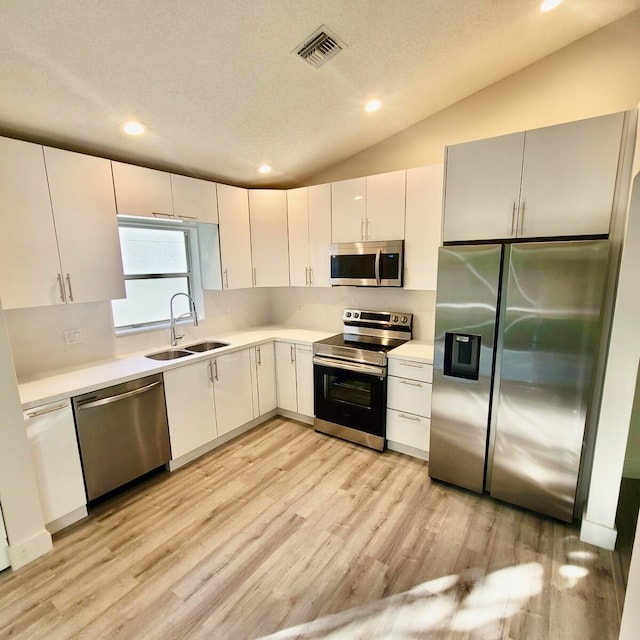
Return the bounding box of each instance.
[258,164,272,174]
[122,121,145,135]
[540,0,563,12]
[365,99,381,113]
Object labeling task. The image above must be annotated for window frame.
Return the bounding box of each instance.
[112,216,204,334]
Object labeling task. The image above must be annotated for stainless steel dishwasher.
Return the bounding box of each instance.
[72,373,171,501]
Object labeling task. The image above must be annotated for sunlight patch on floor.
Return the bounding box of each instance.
[257,562,544,639]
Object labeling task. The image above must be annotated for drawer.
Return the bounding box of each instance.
[386,409,430,452]
[387,375,431,417]
[389,358,433,383]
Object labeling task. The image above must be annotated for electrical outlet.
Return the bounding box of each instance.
[297,303,303,313]
[64,329,83,345]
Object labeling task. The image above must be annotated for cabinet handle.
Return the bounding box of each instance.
[253,267,257,287]
[366,218,370,241]
[175,214,197,221]
[511,202,517,236]
[399,361,424,369]
[152,211,174,219]
[57,273,67,303]
[224,269,229,289]
[65,273,74,302]
[208,361,214,383]
[305,267,309,286]
[309,267,313,286]
[398,413,422,422]
[257,346,262,366]
[26,403,67,419]
[290,344,295,363]
[519,201,526,236]
[361,218,365,241]
[399,379,423,388]
[213,360,219,381]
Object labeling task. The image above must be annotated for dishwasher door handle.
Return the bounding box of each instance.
[76,381,162,410]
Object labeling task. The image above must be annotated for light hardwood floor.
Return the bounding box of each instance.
[0,417,626,639]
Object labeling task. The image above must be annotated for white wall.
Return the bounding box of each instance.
[0,299,52,569]
[581,170,640,549]
[307,10,640,184]
[6,287,272,381]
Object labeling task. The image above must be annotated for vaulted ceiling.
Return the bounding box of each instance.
[1,0,639,188]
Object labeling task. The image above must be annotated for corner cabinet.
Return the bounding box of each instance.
[248,190,290,287]
[287,184,331,287]
[443,112,626,242]
[217,184,254,290]
[331,170,406,243]
[275,342,314,419]
[0,138,125,309]
[250,343,277,416]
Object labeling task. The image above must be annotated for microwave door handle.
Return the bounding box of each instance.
[375,249,381,285]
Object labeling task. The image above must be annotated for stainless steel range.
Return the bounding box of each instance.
[313,309,413,451]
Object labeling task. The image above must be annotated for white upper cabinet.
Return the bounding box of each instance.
[443,112,625,242]
[248,189,290,287]
[0,138,124,309]
[0,138,62,309]
[170,174,218,223]
[331,171,406,242]
[111,162,174,218]
[518,113,624,238]
[44,147,125,304]
[365,169,406,241]
[287,184,331,287]
[443,132,525,242]
[331,177,366,243]
[217,184,253,290]
[404,165,444,291]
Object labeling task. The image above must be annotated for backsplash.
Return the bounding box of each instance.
[5,286,435,381]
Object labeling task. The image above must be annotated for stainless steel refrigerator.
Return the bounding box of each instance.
[429,239,608,522]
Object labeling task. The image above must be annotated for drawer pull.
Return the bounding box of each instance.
[399,361,424,368]
[399,380,423,387]
[26,403,68,419]
[398,413,421,422]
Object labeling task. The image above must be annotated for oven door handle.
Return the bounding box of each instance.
[313,356,386,377]
[375,248,381,285]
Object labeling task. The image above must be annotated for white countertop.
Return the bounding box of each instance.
[387,340,434,364]
[18,326,433,409]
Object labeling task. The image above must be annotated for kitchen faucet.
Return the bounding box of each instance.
[169,292,198,346]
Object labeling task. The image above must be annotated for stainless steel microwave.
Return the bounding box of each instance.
[329,240,404,287]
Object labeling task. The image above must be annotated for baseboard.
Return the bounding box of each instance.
[168,410,278,471]
[386,440,429,461]
[580,516,618,550]
[8,528,53,570]
[276,409,313,425]
[46,506,88,535]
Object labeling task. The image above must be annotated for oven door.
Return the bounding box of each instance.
[313,357,387,450]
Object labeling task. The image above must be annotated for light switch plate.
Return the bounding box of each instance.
[64,329,83,345]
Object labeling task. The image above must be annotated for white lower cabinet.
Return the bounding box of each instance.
[213,349,255,437]
[23,399,87,532]
[164,359,217,459]
[275,342,314,418]
[251,343,277,417]
[386,358,433,459]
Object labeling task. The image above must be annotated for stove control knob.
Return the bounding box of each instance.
[392,315,399,322]
[345,311,352,318]
[354,312,359,318]
[401,316,408,324]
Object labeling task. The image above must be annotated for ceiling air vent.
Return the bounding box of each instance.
[294,27,344,68]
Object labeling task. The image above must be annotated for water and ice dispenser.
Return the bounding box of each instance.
[444,332,481,380]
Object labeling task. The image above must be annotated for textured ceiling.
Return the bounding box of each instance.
[1,0,639,188]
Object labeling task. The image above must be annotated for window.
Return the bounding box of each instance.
[111,218,201,331]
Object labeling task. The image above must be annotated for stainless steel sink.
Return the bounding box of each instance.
[184,341,229,353]
[145,349,194,361]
